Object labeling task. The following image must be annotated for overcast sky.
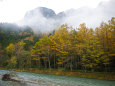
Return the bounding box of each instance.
[0,0,110,23]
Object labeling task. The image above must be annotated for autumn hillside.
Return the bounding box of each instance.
[0,18,115,78]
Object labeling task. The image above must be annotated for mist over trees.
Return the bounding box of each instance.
[0,17,115,72]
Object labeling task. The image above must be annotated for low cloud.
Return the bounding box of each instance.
[17,0,115,32]
[17,7,64,32]
[63,0,115,28]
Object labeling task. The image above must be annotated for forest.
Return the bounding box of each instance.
[0,17,115,72]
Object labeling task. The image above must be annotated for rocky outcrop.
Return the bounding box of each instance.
[2,74,11,81]
[2,73,20,82]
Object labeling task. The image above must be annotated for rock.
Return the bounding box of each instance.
[2,73,20,82]
[2,74,11,81]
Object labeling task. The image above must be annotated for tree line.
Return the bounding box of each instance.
[0,17,115,72]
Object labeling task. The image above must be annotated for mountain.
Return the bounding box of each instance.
[20,7,66,32]
[24,7,66,20]
[24,7,57,19]
[18,0,115,32]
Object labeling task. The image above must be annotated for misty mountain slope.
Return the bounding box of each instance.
[24,7,56,19]
[56,11,66,19]
[19,7,66,32]
[17,0,115,32]
[0,23,35,48]
[0,23,20,32]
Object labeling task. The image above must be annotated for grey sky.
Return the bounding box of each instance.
[0,0,109,22]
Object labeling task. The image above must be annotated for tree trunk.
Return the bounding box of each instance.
[70,56,73,71]
[44,59,47,69]
[48,54,51,69]
[54,55,56,68]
